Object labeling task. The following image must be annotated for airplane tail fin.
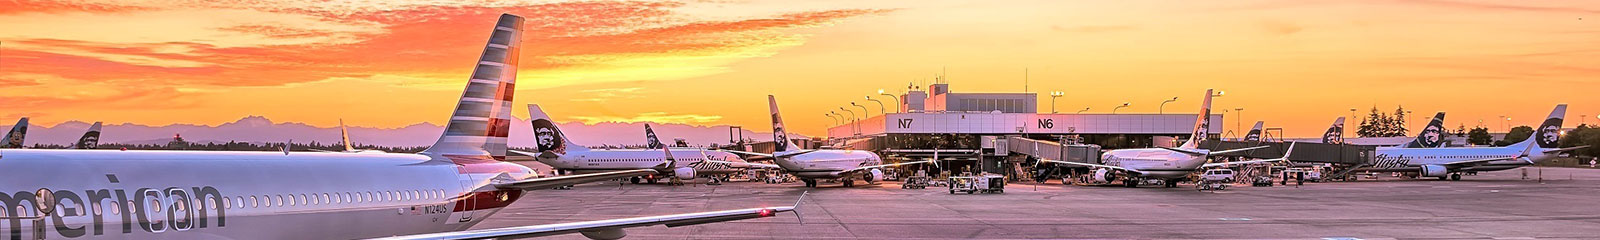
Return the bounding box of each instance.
[645,124,663,149]
[1400,112,1447,148]
[1322,117,1346,144]
[73,121,102,149]
[420,14,525,160]
[1179,89,1214,149]
[1518,104,1567,149]
[2,118,27,148]
[1243,121,1264,142]
[527,104,588,154]
[339,119,355,152]
[769,95,793,152]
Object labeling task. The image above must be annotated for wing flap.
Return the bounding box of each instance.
[370,200,798,240]
[494,169,657,190]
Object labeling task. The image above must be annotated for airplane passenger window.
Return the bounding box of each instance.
[93,202,102,216]
[322,193,330,204]
[114,202,123,215]
[151,199,162,213]
[298,194,307,206]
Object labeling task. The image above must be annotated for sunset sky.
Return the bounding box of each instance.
[1,0,1597,138]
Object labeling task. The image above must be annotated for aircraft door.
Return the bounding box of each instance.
[450,168,478,226]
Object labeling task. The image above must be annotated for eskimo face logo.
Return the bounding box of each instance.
[79,133,100,149]
[1536,118,1562,148]
[1193,119,1208,141]
[1244,130,1261,142]
[1419,125,1443,147]
[4,133,19,147]
[531,119,565,154]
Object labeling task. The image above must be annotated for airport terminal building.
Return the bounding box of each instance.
[828,83,1222,151]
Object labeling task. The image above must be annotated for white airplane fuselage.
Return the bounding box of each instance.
[1100,148,1210,180]
[537,149,749,177]
[771,150,882,179]
[1365,145,1554,172]
[0,149,535,240]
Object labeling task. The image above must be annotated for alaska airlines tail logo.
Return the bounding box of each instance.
[77,131,101,149]
[1323,124,1344,144]
[644,124,663,149]
[772,113,789,152]
[1192,118,1209,143]
[531,119,566,154]
[1417,124,1443,148]
[1536,117,1562,148]
[2,121,25,148]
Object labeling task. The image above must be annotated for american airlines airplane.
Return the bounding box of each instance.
[2,118,27,148]
[719,95,933,188]
[71,122,102,149]
[512,105,753,184]
[1039,89,1292,188]
[1361,104,1587,180]
[0,14,795,240]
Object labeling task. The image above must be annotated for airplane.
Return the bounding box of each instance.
[717,95,933,188]
[310,119,386,153]
[2,117,27,148]
[512,104,755,184]
[1389,112,1447,148]
[0,13,795,240]
[72,121,102,149]
[1242,121,1264,142]
[1037,89,1290,188]
[1361,104,1588,181]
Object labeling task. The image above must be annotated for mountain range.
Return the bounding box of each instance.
[3,116,792,148]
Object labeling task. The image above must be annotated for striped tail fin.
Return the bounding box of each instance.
[73,121,102,149]
[421,14,524,160]
[2,118,27,148]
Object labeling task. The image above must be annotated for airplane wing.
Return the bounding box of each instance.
[1205,145,1272,155]
[493,169,657,190]
[1434,143,1537,168]
[1202,143,1297,168]
[371,194,804,240]
[703,160,782,169]
[1544,146,1590,154]
[1036,159,1146,175]
[840,160,936,173]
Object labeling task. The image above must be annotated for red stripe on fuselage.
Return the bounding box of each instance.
[452,189,523,212]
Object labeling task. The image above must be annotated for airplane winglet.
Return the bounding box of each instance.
[793,191,807,224]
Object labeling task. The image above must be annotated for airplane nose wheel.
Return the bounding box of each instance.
[1449,173,1462,181]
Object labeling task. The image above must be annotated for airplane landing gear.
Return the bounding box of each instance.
[1123,179,1139,188]
[802,179,818,188]
[630,177,641,184]
[842,179,855,187]
[647,178,658,184]
[1164,180,1179,188]
[1450,173,1462,181]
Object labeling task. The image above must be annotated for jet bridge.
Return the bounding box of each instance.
[1004,137,1101,164]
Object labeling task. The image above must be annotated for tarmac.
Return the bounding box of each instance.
[475,165,1600,239]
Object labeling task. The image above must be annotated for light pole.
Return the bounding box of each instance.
[1159,97,1178,114]
[1111,102,1130,114]
[1405,110,1414,131]
[1234,108,1244,136]
[865,96,886,115]
[1504,117,1511,132]
[1499,115,1507,132]
[1049,91,1064,114]
[878,89,899,113]
[840,107,858,135]
[1581,114,1587,126]
[851,102,870,118]
[825,112,841,126]
[1349,108,1357,136]
[1077,107,1090,114]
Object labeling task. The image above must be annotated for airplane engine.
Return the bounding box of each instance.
[865,169,884,183]
[673,167,698,180]
[580,228,626,240]
[1093,168,1113,182]
[1419,164,1448,177]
